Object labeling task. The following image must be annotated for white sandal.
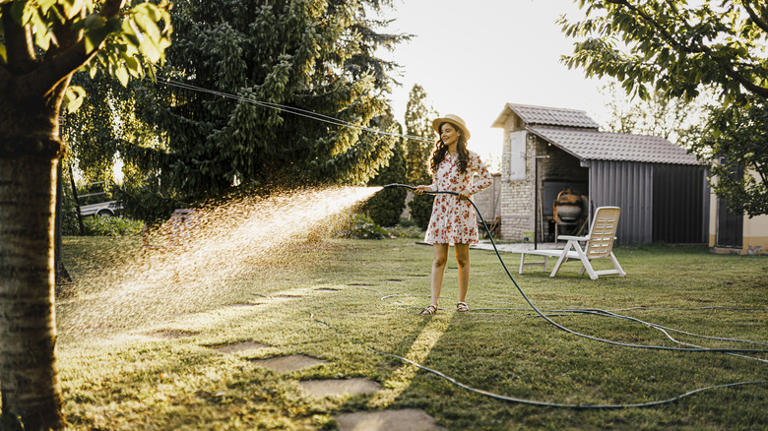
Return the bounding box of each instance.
[420,305,437,315]
[457,302,469,312]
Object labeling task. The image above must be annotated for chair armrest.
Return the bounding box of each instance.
[557,235,588,241]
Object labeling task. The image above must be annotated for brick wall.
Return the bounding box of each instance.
[498,115,536,240]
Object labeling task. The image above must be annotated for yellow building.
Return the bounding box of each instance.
[709,171,768,255]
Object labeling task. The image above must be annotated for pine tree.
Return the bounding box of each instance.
[363,112,407,226]
[126,0,409,198]
[404,84,437,229]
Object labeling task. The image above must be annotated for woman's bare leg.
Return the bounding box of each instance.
[430,244,449,307]
[455,243,470,303]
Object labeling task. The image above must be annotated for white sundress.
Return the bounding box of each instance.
[424,151,492,245]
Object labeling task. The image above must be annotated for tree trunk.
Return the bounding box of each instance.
[0,153,65,429]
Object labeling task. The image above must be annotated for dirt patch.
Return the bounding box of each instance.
[299,378,380,397]
[250,354,327,373]
[335,409,446,431]
[207,341,270,354]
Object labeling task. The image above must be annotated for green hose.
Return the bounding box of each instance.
[308,183,768,409]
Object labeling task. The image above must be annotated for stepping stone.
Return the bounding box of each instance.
[143,329,200,339]
[335,409,446,431]
[208,341,270,354]
[299,378,381,397]
[251,354,327,373]
[224,303,258,308]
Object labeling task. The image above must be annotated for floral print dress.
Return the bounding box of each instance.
[424,151,492,245]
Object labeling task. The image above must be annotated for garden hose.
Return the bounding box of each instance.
[308,183,768,409]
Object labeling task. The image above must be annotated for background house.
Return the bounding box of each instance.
[479,103,709,245]
[709,171,768,255]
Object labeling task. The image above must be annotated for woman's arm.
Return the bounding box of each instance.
[463,152,492,196]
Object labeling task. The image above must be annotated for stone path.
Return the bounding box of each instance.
[192,286,446,430]
[251,354,327,373]
[335,409,447,431]
[209,341,270,354]
[299,378,381,397]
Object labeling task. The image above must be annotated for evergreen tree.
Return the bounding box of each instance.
[363,112,407,226]
[404,84,437,229]
[127,0,409,199]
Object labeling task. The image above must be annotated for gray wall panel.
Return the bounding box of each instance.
[589,161,653,244]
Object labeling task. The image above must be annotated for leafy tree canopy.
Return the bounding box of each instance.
[687,97,768,217]
[560,1,768,103]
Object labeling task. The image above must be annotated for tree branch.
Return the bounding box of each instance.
[742,1,768,34]
[618,0,768,99]
[1,4,36,73]
[15,0,127,99]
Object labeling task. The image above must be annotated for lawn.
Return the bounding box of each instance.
[58,235,768,430]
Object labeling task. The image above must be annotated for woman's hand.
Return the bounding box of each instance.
[458,192,470,201]
[413,185,432,195]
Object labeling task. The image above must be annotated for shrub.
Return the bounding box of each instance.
[114,184,184,226]
[408,193,434,230]
[363,186,406,227]
[335,213,391,239]
[83,216,145,236]
[387,223,424,239]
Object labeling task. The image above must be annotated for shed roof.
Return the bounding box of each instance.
[527,125,700,165]
[492,103,600,129]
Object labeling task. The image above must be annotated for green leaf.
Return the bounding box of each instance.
[63,85,86,113]
[115,66,129,86]
[0,43,6,63]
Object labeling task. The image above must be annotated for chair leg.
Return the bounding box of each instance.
[519,253,525,274]
[549,241,573,277]
[570,241,598,280]
[610,252,626,277]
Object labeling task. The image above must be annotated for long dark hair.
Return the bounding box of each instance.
[429,122,469,175]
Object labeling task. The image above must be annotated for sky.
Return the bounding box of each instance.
[377,0,614,170]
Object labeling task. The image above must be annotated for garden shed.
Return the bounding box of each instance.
[487,103,709,245]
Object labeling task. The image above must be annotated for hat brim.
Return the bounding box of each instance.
[432,117,471,140]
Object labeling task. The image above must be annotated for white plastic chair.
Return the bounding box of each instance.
[518,206,626,280]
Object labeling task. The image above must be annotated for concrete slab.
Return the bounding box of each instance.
[299,378,381,397]
[251,354,327,373]
[209,341,270,354]
[335,409,446,431]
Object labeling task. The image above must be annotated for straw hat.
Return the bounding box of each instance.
[432,114,471,141]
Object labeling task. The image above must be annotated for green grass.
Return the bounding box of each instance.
[59,236,768,430]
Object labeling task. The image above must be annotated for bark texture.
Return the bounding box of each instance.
[0,154,64,429]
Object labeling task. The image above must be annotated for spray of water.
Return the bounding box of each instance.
[57,185,382,341]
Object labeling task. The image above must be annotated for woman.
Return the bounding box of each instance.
[414,114,492,315]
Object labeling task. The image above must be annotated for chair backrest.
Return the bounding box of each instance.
[585,207,621,259]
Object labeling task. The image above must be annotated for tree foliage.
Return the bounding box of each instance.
[404,84,437,229]
[363,112,407,226]
[560,0,768,103]
[687,98,768,217]
[601,81,708,142]
[561,0,768,215]
[123,0,409,199]
[0,0,172,428]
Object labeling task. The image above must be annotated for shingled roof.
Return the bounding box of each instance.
[492,103,600,129]
[527,125,699,165]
